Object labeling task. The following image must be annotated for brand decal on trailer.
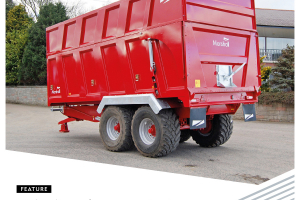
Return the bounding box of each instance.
[213,37,230,47]
[245,114,254,120]
[51,87,60,94]
[192,120,205,127]
[160,0,170,3]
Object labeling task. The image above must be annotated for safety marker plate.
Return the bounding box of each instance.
[190,108,206,129]
[242,104,256,122]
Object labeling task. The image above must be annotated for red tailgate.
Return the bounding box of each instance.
[184,0,260,96]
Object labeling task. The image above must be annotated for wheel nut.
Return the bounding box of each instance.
[114,123,120,132]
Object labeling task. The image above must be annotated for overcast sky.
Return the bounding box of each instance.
[59,0,295,13]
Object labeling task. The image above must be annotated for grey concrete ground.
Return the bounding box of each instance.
[6,103,294,185]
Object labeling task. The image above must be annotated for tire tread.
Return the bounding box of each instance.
[99,106,134,152]
[190,114,233,148]
[132,107,180,158]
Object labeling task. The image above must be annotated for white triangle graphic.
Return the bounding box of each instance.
[245,114,254,120]
[192,120,205,126]
[160,0,170,3]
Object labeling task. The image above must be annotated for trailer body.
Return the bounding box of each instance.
[47,0,261,157]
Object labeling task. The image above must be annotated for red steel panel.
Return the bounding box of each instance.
[80,49,102,95]
[62,54,80,97]
[186,4,254,30]
[148,0,183,26]
[103,6,120,38]
[63,21,76,49]
[140,22,186,98]
[101,44,126,94]
[81,14,98,45]
[194,30,248,57]
[156,40,185,90]
[48,58,62,99]
[47,28,58,53]
[126,0,147,32]
[187,0,254,12]
[126,39,153,92]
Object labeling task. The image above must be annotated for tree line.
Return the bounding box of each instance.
[5,0,88,85]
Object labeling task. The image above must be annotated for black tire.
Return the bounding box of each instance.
[99,106,134,152]
[131,107,180,158]
[190,114,233,147]
[179,130,191,143]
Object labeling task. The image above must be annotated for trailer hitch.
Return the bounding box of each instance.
[51,106,63,112]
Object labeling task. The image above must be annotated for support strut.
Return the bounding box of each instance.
[58,117,77,133]
[60,123,70,133]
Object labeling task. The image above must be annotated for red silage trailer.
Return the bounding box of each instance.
[47,0,261,157]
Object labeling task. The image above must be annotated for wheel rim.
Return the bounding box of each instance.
[198,118,213,136]
[107,116,120,140]
[139,118,156,145]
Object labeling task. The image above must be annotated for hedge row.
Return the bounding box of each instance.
[258,91,294,105]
